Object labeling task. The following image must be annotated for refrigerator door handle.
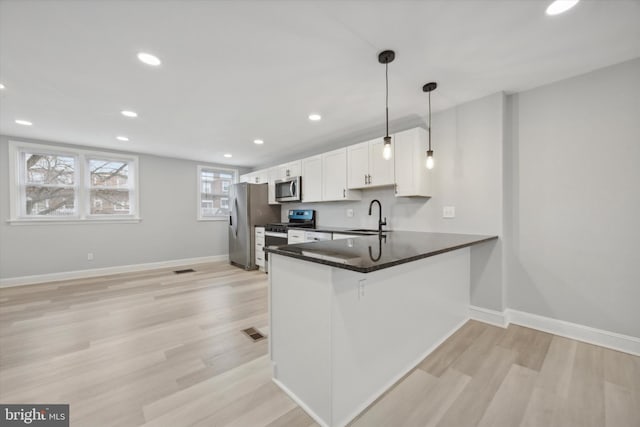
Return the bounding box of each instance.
[231,198,239,237]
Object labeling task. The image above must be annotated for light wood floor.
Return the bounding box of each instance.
[1,262,638,427]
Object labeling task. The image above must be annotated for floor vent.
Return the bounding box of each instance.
[242,327,266,342]
[174,268,196,274]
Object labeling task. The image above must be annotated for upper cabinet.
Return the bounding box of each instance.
[347,138,394,189]
[394,127,432,198]
[240,170,268,184]
[274,161,301,180]
[322,148,361,202]
[241,126,429,202]
[301,155,322,203]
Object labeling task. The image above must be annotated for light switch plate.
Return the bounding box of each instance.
[346,209,354,218]
[443,206,456,218]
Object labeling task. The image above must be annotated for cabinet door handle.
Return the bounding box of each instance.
[343,188,346,198]
[364,174,367,185]
[394,183,398,194]
[368,174,372,184]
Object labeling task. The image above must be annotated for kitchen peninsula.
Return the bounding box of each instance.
[266,231,497,427]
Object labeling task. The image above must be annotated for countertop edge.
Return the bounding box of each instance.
[265,235,498,273]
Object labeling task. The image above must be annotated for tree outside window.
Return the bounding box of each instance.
[9,141,139,222]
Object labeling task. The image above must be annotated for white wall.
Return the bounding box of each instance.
[0,135,241,280]
[286,92,506,310]
[506,58,640,338]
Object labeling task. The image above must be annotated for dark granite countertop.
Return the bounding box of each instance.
[254,224,383,236]
[265,231,498,273]
[298,226,382,235]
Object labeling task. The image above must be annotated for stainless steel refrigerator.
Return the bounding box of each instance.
[228,182,281,270]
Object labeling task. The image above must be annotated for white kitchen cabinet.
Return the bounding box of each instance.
[267,167,279,204]
[322,148,361,202]
[331,233,361,240]
[287,229,306,244]
[369,139,395,187]
[304,231,332,242]
[347,141,369,189]
[274,161,301,180]
[302,155,322,203]
[254,169,269,184]
[393,127,432,197]
[347,138,394,189]
[241,170,268,184]
[255,227,265,270]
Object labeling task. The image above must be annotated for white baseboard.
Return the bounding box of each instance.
[470,305,640,356]
[469,305,508,327]
[507,309,640,357]
[272,378,330,427]
[0,254,229,288]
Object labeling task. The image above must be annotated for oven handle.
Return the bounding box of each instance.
[265,231,288,238]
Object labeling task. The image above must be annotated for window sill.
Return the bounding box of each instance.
[6,218,142,226]
[197,217,229,222]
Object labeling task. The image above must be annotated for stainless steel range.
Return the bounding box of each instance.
[263,210,316,266]
[265,209,316,234]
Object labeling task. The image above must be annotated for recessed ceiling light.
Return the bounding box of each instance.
[308,113,322,121]
[137,52,161,66]
[15,119,33,126]
[254,139,264,145]
[0,83,5,90]
[224,153,233,158]
[121,110,138,118]
[546,0,580,15]
[116,136,129,141]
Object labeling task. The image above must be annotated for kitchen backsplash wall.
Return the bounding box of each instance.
[284,92,505,238]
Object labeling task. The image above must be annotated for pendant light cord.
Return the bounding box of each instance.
[428,91,432,151]
[385,63,389,138]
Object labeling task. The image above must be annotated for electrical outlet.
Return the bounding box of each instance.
[87,252,94,261]
[346,208,354,218]
[443,206,456,218]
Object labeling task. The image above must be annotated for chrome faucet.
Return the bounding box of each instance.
[368,199,387,234]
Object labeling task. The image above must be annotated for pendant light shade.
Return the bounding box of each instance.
[426,150,434,169]
[379,50,395,160]
[383,136,392,160]
[423,82,437,169]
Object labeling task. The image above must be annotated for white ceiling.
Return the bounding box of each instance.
[1,0,638,167]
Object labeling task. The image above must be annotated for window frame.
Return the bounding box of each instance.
[8,141,140,224]
[197,165,238,221]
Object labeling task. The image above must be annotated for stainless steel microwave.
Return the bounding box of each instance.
[275,176,301,202]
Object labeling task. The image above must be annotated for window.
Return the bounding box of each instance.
[8,141,139,223]
[198,166,237,220]
[22,152,78,217]
[88,159,131,215]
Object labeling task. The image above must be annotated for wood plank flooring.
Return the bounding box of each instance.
[1,261,638,426]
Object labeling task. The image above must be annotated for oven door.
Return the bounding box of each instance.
[264,231,288,272]
[275,177,301,202]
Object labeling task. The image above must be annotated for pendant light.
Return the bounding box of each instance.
[423,82,437,169]
[378,50,395,160]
